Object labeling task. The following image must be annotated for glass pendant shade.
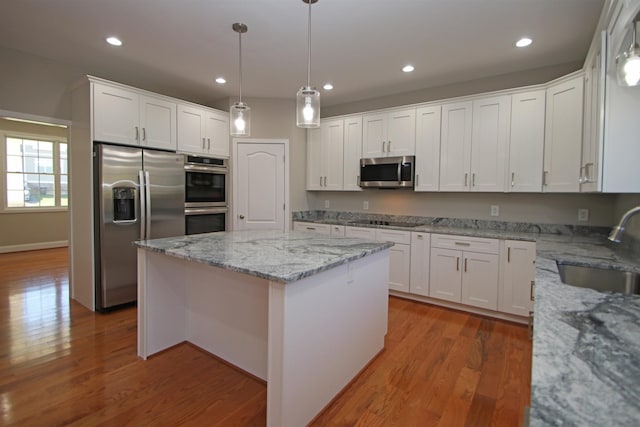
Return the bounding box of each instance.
[230,101,251,136]
[617,20,640,87]
[296,87,320,128]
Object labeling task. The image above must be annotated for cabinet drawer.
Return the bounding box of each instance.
[431,233,499,254]
[330,225,346,236]
[345,226,377,240]
[375,229,411,244]
[293,222,331,235]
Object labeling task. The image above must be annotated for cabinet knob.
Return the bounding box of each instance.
[239,214,245,219]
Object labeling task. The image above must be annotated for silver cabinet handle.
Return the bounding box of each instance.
[324,176,327,186]
[464,173,468,187]
[464,257,468,272]
[305,226,316,230]
[142,127,146,141]
[472,173,476,187]
[202,137,206,149]
[319,176,323,186]
[543,171,548,186]
[530,280,535,301]
[511,172,515,187]
[135,126,139,141]
[208,138,211,150]
[239,214,245,219]
[388,140,391,152]
[579,166,586,184]
[456,257,460,271]
[417,234,423,240]
[507,247,511,263]
[381,141,385,153]
[584,162,594,183]
[454,241,471,246]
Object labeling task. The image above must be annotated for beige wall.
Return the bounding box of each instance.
[307,191,616,226]
[322,62,582,117]
[0,118,70,249]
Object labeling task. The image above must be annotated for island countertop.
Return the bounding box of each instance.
[134,229,393,284]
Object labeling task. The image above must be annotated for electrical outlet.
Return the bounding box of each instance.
[578,208,589,222]
[363,200,369,210]
[490,205,500,217]
[324,200,330,209]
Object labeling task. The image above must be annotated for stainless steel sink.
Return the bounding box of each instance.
[557,263,640,295]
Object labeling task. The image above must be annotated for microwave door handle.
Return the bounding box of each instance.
[397,162,401,183]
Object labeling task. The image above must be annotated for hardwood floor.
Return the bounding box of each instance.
[0,248,531,426]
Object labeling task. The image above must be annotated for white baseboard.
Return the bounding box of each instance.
[0,240,68,254]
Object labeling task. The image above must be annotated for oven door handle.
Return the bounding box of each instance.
[184,164,228,174]
[184,207,228,216]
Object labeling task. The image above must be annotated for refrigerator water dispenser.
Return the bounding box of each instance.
[113,187,136,222]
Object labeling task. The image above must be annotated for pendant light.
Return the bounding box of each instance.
[230,22,251,136]
[617,17,640,87]
[296,0,320,128]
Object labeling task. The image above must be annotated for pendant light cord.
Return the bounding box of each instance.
[239,29,243,103]
[307,0,312,87]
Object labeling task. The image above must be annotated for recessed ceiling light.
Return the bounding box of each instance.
[402,65,415,73]
[106,36,123,46]
[323,83,334,90]
[215,77,226,84]
[516,37,532,48]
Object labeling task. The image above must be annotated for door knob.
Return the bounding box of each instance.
[239,214,245,219]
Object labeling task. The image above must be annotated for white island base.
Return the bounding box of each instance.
[137,248,389,426]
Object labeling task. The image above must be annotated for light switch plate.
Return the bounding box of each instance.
[324,200,330,208]
[578,208,589,222]
[363,201,369,210]
[491,205,500,217]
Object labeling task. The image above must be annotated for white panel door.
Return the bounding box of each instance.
[509,90,545,192]
[139,95,176,151]
[387,108,416,156]
[439,101,473,191]
[543,75,584,192]
[470,95,510,192]
[235,143,286,231]
[414,105,441,191]
[177,104,207,155]
[461,252,499,310]
[343,116,363,191]
[429,247,462,303]
[93,83,139,145]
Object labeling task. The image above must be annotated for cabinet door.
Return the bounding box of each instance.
[387,108,416,156]
[439,101,473,191]
[362,113,387,157]
[414,105,441,191]
[343,116,363,191]
[509,90,545,192]
[500,240,536,316]
[323,119,344,191]
[206,110,229,158]
[292,222,331,235]
[429,247,462,303]
[409,232,431,296]
[470,95,510,192]
[388,243,411,292]
[330,225,346,236]
[461,252,499,310]
[93,83,139,146]
[543,75,584,192]
[345,226,377,240]
[306,127,323,190]
[139,95,177,151]
[177,104,207,155]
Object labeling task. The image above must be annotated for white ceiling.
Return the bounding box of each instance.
[0,0,605,108]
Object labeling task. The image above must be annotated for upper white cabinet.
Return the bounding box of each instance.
[93,82,177,150]
[470,95,510,192]
[342,116,363,191]
[499,240,536,316]
[414,105,442,192]
[439,101,473,191]
[177,103,229,157]
[508,90,546,192]
[362,108,416,157]
[543,75,584,192]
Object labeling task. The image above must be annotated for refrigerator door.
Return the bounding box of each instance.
[94,144,142,309]
[143,150,185,239]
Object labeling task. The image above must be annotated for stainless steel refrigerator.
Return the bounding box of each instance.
[93,143,185,310]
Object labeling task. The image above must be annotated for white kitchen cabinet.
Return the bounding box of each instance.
[499,240,536,316]
[362,108,416,157]
[375,229,411,293]
[293,221,331,235]
[543,74,584,192]
[429,234,499,310]
[470,95,510,192]
[306,119,346,191]
[409,232,431,296]
[439,101,473,191]
[414,105,441,191]
[508,90,546,192]
[177,103,229,157]
[345,226,376,240]
[342,116,363,191]
[93,82,177,150]
[306,127,323,190]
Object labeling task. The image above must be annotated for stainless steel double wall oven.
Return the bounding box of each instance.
[184,155,228,235]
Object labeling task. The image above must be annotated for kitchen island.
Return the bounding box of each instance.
[134,230,392,427]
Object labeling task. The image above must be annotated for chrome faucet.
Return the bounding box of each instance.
[609,206,640,242]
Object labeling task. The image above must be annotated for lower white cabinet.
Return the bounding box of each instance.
[293,221,331,235]
[429,234,499,310]
[499,240,536,316]
[409,232,431,296]
[376,229,411,293]
[329,224,346,236]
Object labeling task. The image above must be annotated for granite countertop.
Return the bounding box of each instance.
[293,214,640,425]
[134,229,393,284]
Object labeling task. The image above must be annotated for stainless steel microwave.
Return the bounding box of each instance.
[359,156,415,188]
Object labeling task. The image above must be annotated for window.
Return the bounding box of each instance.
[5,137,68,208]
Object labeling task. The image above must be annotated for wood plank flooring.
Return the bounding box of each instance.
[0,248,531,426]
